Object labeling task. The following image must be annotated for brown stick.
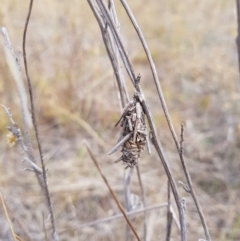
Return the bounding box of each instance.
[22,1,58,240]
[85,143,141,241]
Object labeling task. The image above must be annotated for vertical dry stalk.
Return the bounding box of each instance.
[90,1,147,240]
[87,1,186,240]
[181,198,187,240]
[0,192,17,241]
[105,3,132,238]
[85,143,141,241]
[236,0,240,75]
[1,28,44,190]
[136,166,147,241]
[94,0,137,85]
[108,0,129,108]
[123,168,133,241]
[165,181,173,241]
[119,1,210,240]
[22,0,58,240]
[119,0,180,151]
[179,124,211,241]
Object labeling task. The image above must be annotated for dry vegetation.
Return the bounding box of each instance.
[0,0,240,240]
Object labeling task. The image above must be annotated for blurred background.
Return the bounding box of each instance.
[0,0,239,240]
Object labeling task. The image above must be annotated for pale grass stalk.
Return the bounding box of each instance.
[165,181,173,241]
[123,168,133,241]
[60,202,168,234]
[0,192,17,241]
[236,0,240,75]
[93,0,136,85]
[179,124,211,241]
[136,165,147,241]
[42,213,49,241]
[1,27,36,171]
[108,0,129,108]
[1,27,32,129]
[57,106,106,148]
[2,192,32,241]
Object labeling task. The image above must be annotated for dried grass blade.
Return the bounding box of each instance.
[115,101,133,126]
[57,106,106,149]
[85,143,141,241]
[0,192,17,241]
[165,181,173,241]
[60,203,168,234]
[136,166,147,241]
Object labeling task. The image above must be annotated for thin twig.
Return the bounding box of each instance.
[136,166,147,241]
[85,143,141,241]
[181,198,187,240]
[123,168,133,241]
[236,0,240,75]
[165,181,173,241]
[135,80,186,241]
[95,0,136,85]
[179,124,211,241]
[22,1,58,240]
[0,192,17,241]
[119,2,210,240]
[108,0,129,108]
[60,202,168,234]
[42,213,49,241]
[108,132,133,155]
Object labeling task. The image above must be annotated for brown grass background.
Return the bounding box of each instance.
[0,0,240,240]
